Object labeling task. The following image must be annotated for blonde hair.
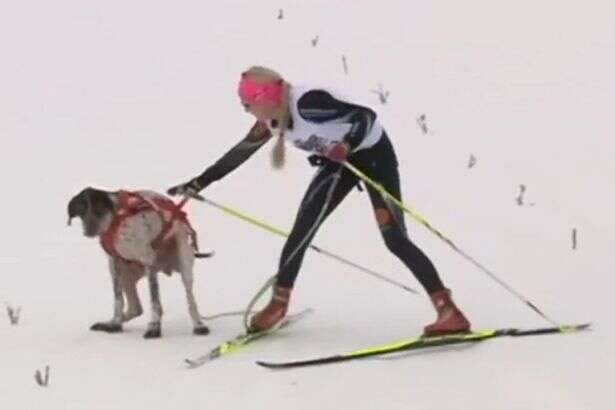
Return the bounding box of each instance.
[242,66,288,170]
[242,66,283,82]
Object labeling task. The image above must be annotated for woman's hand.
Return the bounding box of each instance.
[167,178,203,197]
[325,142,350,163]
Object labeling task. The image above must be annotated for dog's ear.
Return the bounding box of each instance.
[67,187,114,226]
[88,188,115,217]
[67,188,90,226]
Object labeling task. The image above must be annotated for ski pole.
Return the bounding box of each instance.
[189,193,418,295]
[342,160,559,326]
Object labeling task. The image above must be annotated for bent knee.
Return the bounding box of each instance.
[374,208,394,228]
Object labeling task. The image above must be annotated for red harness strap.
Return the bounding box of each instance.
[100,191,197,266]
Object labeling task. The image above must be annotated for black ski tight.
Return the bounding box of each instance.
[275,133,445,294]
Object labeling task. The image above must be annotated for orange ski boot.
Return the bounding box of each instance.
[423,288,471,336]
[249,285,292,333]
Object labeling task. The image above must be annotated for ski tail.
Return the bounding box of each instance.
[194,251,215,258]
[185,308,313,368]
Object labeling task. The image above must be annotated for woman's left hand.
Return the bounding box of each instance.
[325,142,350,163]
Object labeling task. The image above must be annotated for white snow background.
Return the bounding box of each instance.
[1,1,613,409]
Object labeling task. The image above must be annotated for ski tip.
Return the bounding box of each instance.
[568,322,592,332]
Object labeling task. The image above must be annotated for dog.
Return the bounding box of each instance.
[67,187,210,338]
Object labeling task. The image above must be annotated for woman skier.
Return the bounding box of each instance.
[167,66,471,336]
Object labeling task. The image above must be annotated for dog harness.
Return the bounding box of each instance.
[100,191,197,266]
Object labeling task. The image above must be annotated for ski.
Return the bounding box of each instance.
[185,308,313,368]
[256,322,590,369]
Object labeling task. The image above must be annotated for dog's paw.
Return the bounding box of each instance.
[143,323,162,339]
[90,322,123,333]
[193,324,210,336]
[121,308,143,323]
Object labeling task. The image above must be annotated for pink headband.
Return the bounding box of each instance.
[238,77,283,106]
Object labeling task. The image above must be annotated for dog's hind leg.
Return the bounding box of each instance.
[180,269,209,336]
[143,271,163,339]
[177,245,209,336]
[90,258,124,333]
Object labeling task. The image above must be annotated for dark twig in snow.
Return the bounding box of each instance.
[34,365,50,387]
[342,56,348,75]
[370,84,390,104]
[516,185,526,206]
[5,303,20,325]
[416,114,429,134]
[516,185,536,206]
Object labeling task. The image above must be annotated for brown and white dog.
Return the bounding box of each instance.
[67,187,210,338]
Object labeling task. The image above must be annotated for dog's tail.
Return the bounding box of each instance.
[194,251,215,259]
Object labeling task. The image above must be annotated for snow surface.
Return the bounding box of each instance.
[1,1,614,409]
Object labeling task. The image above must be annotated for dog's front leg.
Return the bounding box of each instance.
[119,269,143,323]
[143,271,163,339]
[90,258,124,333]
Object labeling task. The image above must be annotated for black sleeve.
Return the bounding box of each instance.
[297,89,377,151]
[194,122,272,189]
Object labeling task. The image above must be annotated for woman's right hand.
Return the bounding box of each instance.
[167,178,203,197]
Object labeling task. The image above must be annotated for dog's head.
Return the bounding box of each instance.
[67,187,116,237]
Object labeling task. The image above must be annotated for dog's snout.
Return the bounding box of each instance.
[67,195,87,222]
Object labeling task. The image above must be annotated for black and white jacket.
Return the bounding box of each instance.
[268,86,383,154]
[194,87,384,189]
